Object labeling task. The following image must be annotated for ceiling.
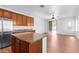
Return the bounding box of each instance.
[55,5,79,17]
[0,5,79,19]
[0,5,54,15]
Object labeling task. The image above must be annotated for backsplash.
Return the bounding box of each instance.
[13,26,34,30]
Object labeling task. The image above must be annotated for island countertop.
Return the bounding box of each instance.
[11,32,46,44]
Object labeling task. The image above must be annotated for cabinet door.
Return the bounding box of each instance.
[20,40,29,53]
[12,13,18,26]
[15,39,21,53]
[29,39,42,53]
[17,14,23,26]
[23,15,27,26]
[11,36,16,52]
[11,36,20,53]
[0,9,3,17]
[27,17,34,26]
[3,10,12,19]
[27,16,31,26]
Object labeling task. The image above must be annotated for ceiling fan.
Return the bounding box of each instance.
[40,5,56,20]
[51,11,55,19]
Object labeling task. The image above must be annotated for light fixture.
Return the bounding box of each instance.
[50,14,56,21]
[40,5,45,8]
[50,11,56,21]
[52,15,55,19]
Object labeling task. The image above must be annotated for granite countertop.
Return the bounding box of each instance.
[11,32,46,44]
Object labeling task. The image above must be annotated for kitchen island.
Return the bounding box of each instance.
[11,32,46,53]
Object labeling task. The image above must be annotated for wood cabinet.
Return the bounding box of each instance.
[17,14,23,26]
[11,36,42,53]
[29,39,42,53]
[26,16,34,26]
[11,36,20,52]
[0,8,34,26]
[26,17,31,26]
[22,15,27,26]
[0,9,3,17]
[11,36,29,53]
[3,10,12,19]
[12,13,18,26]
[20,41,29,53]
[12,13,23,26]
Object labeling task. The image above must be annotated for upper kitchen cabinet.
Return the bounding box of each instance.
[27,16,34,26]
[12,13,23,26]
[0,8,34,26]
[23,16,34,26]
[17,14,23,26]
[22,15,27,26]
[3,10,12,19]
[27,16,31,26]
[20,15,34,26]
[0,9,3,17]
[12,13,18,26]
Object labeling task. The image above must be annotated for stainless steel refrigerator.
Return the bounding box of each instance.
[0,17,13,48]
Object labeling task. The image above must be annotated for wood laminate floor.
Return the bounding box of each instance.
[47,33,79,53]
[0,47,11,53]
[0,33,79,53]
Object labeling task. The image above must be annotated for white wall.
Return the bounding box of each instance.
[44,20,49,33]
[56,16,76,35]
[33,11,47,33]
[34,17,45,33]
[75,16,79,38]
[76,16,79,32]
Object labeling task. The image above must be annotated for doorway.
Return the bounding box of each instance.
[49,19,56,33]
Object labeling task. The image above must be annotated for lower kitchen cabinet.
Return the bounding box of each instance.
[20,40,29,53]
[11,36,42,53]
[11,36,20,52]
[29,39,42,53]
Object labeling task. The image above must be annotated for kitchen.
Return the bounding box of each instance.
[0,6,47,53]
